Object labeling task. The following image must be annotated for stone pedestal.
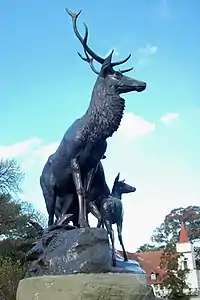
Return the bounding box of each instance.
[17,273,155,300]
[26,227,145,276]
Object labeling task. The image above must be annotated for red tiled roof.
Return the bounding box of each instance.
[117,223,191,284]
[179,221,189,243]
[136,251,165,284]
[117,250,165,284]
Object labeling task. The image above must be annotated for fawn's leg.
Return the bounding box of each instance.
[104,220,116,267]
[117,220,128,261]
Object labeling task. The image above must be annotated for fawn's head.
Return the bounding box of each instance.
[111,173,136,199]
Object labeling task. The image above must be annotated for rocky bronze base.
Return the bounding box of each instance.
[17,274,155,300]
[26,226,145,276]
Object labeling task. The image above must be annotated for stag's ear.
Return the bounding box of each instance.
[99,50,114,77]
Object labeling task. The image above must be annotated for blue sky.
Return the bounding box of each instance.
[0,0,200,251]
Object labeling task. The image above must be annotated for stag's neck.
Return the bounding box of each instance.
[84,77,125,142]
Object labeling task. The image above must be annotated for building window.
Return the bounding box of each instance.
[150,272,158,281]
[183,258,188,270]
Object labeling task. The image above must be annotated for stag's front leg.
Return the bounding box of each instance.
[83,163,99,225]
[71,158,89,228]
[84,164,99,197]
[84,164,98,192]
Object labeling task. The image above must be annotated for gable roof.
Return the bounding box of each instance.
[179,221,189,243]
[117,250,165,284]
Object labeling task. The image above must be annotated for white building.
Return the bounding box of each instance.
[175,222,200,299]
[119,222,200,299]
[150,222,200,298]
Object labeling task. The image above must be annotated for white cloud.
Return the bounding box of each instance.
[136,44,158,67]
[0,138,42,159]
[160,112,179,124]
[0,111,155,219]
[0,112,154,162]
[138,44,158,55]
[118,112,155,140]
[33,142,59,161]
[1,110,198,253]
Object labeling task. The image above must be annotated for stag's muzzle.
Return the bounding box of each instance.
[117,76,147,94]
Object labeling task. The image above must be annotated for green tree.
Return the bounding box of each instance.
[0,157,46,299]
[0,158,46,261]
[151,206,200,269]
[136,243,163,253]
[152,206,200,244]
[0,194,46,262]
[159,242,191,299]
[0,158,24,196]
[0,258,26,300]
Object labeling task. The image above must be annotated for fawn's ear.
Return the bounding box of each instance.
[115,172,120,182]
[112,173,120,189]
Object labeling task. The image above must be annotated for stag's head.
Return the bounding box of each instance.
[65,9,146,95]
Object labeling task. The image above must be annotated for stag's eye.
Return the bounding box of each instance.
[114,71,122,79]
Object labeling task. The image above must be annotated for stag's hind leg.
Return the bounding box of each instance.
[55,194,76,225]
[117,220,128,261]
[41,184,57,227]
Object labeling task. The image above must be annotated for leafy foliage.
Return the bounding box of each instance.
[0,158,24,196]
[159,243,191,299]
[0,158,46,299]
[150,206,200,269]
[0,258,26,300]
[138,206,200,298]
[137,206,200,253]
[137,243,164,253]
[152,206,200,245]
[0,196,45,299]
[0,193,46,261]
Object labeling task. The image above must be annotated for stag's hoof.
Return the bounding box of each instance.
[124,257,128,262]
[97,221,102,228]
[57,214,74,226]
[79,220,90,228]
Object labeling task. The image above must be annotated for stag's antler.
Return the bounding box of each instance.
[78,50,99,74]
[120,67,134,74]
[110,54,131,68]
[65,8,105,64]
[65,8,133,72]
